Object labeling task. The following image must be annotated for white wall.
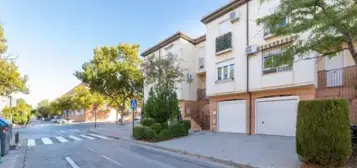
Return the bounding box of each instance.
[205,4,248,96]
[143,38,198,102]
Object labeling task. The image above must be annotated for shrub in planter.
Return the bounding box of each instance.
[150,123,162,134]
[296,99,351,167]
[169,123,187,137]
[161,122,168,130]
[157,129,173,141]
[141,118,156,127]
[133,126,157,140]
[179,120,191,132]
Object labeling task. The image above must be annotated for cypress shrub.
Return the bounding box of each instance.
[296,99,351,166]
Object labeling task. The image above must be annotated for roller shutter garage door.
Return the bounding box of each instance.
[256,96,299,137]
[217,100,246,133]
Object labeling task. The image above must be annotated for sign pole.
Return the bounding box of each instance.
[130,99,137,136]
[93,104,98,129]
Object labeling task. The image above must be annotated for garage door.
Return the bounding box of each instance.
[218,100,246,133]
[256,96,298,137]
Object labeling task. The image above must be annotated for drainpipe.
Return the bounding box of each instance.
[246,0,253,135]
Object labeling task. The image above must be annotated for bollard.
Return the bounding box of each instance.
[15,132,19,144]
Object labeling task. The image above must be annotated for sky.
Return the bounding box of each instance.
[0,0,229,107]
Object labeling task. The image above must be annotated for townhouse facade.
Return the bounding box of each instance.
[142,0,357,137]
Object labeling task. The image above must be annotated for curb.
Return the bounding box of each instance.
[88,129,254,168]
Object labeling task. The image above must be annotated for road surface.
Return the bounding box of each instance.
[14,120,227,168]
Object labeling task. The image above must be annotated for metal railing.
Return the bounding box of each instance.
[318,65,357,89]
[197,89,207,101]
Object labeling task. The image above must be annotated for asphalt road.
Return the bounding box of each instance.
[14,120,228,168]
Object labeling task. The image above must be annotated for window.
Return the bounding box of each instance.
[219,20,230,35]
[217,64,235,81]
[217,67,222,80]
[264,17,288,37]
[262,45,292,74]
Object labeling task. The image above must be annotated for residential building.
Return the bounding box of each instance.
[142,0,356,137]
[141,32,206,121]
[63,84,117,123]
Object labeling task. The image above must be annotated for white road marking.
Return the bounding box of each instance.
[85,146,96,152]
[65,157,80,168]
[88,133,109,139]
[27,139,36,147]
[101,155,121,166]
[56,136,69,143]
[68,135,82,141]
[80,134,95,140]
[41,138,53,145]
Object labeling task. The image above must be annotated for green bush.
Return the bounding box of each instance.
[133,126,157,140]
[169,123,188,137]
[179,120,191,132]
[157,129,173,141]
[141,118,156,127]
[150,123,162,134]
[161,122,168,130]
[296,99,352,167]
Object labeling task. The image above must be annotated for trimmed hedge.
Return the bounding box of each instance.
[169,123,187,137]
[179,120,191,132]
[150,123,162,134]
[133,126,157,140]
[296,99,352,167]
[157,129,173,141]
[161,122,168,130]
[141,118,156,127]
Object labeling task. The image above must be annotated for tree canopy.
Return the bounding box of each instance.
[257,0,357,65]
[74,44,143,124]
[2,98,32,125]
[0,24,28,96]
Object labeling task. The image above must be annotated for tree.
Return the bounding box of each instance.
[74,44,143,125]
[71,85,106,109]
[3,98,32,125]
[55,95,77,119]
[36,99,52,118]
[142,52,185,90]
[0,24,28,96]
[257,0,357,65]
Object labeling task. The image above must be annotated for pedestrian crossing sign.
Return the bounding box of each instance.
[130,99,137,109]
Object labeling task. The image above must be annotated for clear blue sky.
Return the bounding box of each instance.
[0,0,228,107]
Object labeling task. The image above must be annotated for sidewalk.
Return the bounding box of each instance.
[88,125,300,168]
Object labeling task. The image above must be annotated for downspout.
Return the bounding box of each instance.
[246,0,253,135]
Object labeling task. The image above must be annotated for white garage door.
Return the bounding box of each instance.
[256,96,298,137]
[218,100,246,133]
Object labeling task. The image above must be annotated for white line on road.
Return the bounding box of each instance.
[68,135,82,141]
[101,155,121,166]
[41,138,53,145]
[27,139,36,147]
[79,134,95,140]
[56,136,69,143]
[84,146,95,152]
[65,157,80,168]
[88,133,109,139]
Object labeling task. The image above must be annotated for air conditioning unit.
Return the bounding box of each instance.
[246,45,258,55]
[230,11,240,23]
[187,73,194,81]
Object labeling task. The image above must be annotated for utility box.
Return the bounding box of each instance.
[0,132,10,156]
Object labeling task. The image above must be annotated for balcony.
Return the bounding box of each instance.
[216,32,232,54]
[197,89,207,101]
[318,66,357,89]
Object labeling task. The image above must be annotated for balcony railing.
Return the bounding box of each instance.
[197,89,207,101]
[216,32,232,53]
[318,65,357,89]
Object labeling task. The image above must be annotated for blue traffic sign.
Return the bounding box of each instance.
[130,99,137,109]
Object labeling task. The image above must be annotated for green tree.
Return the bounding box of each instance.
[0,24,28,96]
[36,99,51,118]
[74,44,143,125]
[55,95,77,119]
[71,85,106,109]
[257,0,357,65]
[3,98,32,125]
[142,52,185,90]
